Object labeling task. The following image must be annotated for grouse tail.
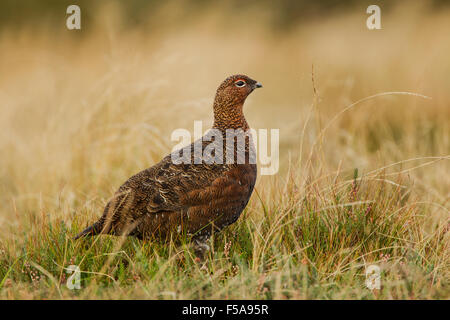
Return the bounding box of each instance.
[73,221,102,240]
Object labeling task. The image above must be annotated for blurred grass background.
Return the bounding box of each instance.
[0,0,448,299]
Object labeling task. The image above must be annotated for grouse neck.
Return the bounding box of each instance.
[212,102,250,132]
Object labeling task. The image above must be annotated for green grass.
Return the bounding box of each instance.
[0,167,447,299]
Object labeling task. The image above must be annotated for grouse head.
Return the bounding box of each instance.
[213,74,262,130]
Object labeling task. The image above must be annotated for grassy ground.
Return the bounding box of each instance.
[0,3,449,299]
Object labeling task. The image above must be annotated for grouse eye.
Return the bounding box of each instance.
[235,80,246,87]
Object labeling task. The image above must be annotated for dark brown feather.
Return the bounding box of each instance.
[74,75,261,244]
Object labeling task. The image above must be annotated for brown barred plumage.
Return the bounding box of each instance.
[74,74,262,255]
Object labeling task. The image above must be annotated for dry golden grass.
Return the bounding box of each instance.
[0,2,448,299]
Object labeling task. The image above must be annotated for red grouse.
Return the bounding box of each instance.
[74,74,262,255]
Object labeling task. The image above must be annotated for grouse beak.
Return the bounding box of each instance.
[255,82,263,89]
